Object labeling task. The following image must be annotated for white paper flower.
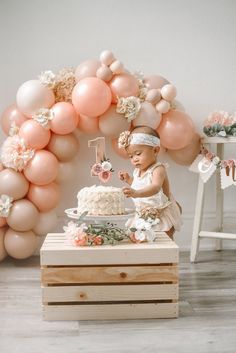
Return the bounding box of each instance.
[0,194,13,217]
[0,135,35,171]
[9,122,19,136]
[116,96,141,122]
[212,156,220,165]
[33,108,54,129]
[134,230,146,242]
[38,70,56,88]
[101,161,112,171]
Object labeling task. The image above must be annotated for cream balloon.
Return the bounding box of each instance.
[1,104,28,135]
[7,199,39,232]
[133,101,162,129]
[100,50,115,66]
[109,60,124,74]
[99,105,130,137]
[4,228,38,259]
[161,84,177,102]
[0,227,8,261]
[16,80,55,117]
[55,160,77,183]
[156,99,171,114]
[146,89,161,104]
[33,210,58,236]
[47,133,79,162]
[75,60,101,82]
[96,66,113,82]
[0,169,29,200]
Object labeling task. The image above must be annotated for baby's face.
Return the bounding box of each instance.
[126,144,159,172]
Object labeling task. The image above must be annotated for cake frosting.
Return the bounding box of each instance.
[77,185,125,216]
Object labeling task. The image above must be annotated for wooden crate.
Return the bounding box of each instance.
[40,232,179,320]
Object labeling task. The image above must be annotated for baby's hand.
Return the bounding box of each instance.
[118,170,130,183]
[122,187,137,198]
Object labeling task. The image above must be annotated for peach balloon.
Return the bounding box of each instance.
[109,74,139,103]
[72,77,112,117]
[7,199,39,232]
[16,80,55,117]
[111,138,129,159]
[1,104,28,135]
[4,228,37,259]
[50,102,78,135]
[167,133,201,166]
[27,182,60,212]
[157,110,195,150]
[19,119,51,149]
[99,104,130,137]
[0,169,29,200]
[144,75,169,90]
[75,59,101,82]
[0,227,8,261]
[47,133,79,162]
[0,217,7,227]
[24,150,58,185]
[33,210,58,236]
[55,160,76,183]
[77,114,99,134]
[133,102,162,129]
[100,50,115,66]
[0,163,4,172]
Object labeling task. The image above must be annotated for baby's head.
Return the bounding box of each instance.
[118,126,160,171]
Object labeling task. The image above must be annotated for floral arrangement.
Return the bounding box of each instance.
[90,158,114,183]
[116,96,141,122]
[63,220,128,246]
[32,108,54,129]
[118,130,131,149]
[0,194,13,217]
[127,216,160,243]
[203,111,236,137]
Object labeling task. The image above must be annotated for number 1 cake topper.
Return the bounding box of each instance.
[88,137,114,183]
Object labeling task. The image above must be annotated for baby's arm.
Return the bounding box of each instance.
[118,170,133,185]
[123,166,166,198]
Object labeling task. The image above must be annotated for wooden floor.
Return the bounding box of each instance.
[1,250,236,353]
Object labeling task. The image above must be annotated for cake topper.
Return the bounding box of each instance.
[88,137,114,183]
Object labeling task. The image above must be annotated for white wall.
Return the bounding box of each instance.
[0,0,236,251]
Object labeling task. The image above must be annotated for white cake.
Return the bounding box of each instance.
[77,185,125,216]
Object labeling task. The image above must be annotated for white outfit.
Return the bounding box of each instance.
[127,162,182,232]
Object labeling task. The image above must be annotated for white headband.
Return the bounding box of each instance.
[118,131,160,149]
[129,133,160,147]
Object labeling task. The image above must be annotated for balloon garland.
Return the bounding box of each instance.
[0,49,199,261]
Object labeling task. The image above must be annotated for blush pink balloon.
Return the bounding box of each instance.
[0,169,29,200]
[77,114,99,134]
[1,104,28,135]
[75,59,101,82]
[47,133,79,162]
[33,209,58,236]
[55,160,76,183]
[99,104,130,137]
[111,137,129,159]
[50,102,78,135]
[0,163,4,172]
[16,80,55,117]
[0,217,7,228]
[4,228,38,259]
[109,73,139,103]
[0,227,8,261]
[19,119,51,149]
[132,102,162,129]
[7,199,39,232]
[144,75,169,90]
[72,77,112,117]
[157,110,195,150]
[27,182,60,212]
[167,133,201,166]
[24,150,59,185]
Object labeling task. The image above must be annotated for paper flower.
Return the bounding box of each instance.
[91,163,103,176]
[90,158,113,183]
[0,135,35,171]
[0,194,13,217]
[38,70,56,88]
[33,108,54,129]
[116,96,141,122]
[9,122,20,136]
[98,170,112,183]
[53,67,76,103]
[101,160,112,171]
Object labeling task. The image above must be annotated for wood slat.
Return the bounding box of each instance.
[41,265,178,285]
[43,302,178,320]
[42,283,178,303]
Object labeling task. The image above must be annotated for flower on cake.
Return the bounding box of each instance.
[90,158,114,183]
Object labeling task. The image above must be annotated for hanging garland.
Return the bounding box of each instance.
[0,49,198,261]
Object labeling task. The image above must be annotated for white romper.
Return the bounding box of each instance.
[127,162,182,232]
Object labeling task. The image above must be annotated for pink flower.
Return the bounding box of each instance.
[227,160,235,168]
[90,235,103,246]
[98,170,112,183]
[73,232,88,246]
[129,232,142,243]
[206,152,214,160]
[91,163,103,176]
[220,160,228,168]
